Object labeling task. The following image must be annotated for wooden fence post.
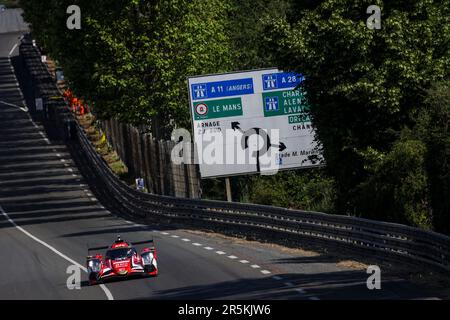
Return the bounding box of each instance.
[142,133,153,193]
[98,118,203,199]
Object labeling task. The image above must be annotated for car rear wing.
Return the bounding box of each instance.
[86,245,108,259]
[86,238,155,255]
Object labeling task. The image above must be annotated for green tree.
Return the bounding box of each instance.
[355,133,432,228]
[264,0,450,228]
[226,0,292,70]
[248,169,335,212]
[416,81,450,233]
[20,0,233,132]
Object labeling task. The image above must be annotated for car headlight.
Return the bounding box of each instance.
[88,259,101,273]
[141,253,153,265]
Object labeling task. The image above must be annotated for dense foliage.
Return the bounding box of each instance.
[263,0,450,231]
[20,0,234,134]
[0,0,19,8]
[20,0,450,233]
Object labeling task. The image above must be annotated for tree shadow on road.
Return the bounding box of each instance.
[131,271,431,300]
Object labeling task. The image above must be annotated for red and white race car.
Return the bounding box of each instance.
[86,236,158,285]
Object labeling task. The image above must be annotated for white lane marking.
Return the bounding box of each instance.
[2,57,27,110]
[38,132,50,144]
[272,275,283,281]
[87,193,93,197]
[125,221,133,224]
[68,168,73,172]
[172,234,273,277]
[160,232,169,235]
[72,174,77,177]
[56,153,61,157]
[64,163,69,167]
[8,43,18,56]
[0,89,53,154]
[0,205,113,300]
[309,297,320,300]
[295,288,306,294]
[0,100,28,112]
[60,159,66,162]
[83,189,89,192]
[90,198,96,201]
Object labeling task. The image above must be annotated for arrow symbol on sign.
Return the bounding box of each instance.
[276,142,287,152]
[231,121,243,132]
[230,122,287,173]
[231,122,287,152]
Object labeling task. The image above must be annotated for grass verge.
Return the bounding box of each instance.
[77,113,133,185]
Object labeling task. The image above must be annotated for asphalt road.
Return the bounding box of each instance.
[0,10,443,300]
[0,8,29,35]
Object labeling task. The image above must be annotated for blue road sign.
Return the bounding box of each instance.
[265,96,279,112]
[262,72,304,91]
[191,78,254,100]
[136,178,145,190]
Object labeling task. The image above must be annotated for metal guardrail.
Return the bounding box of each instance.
[19,39,450,274]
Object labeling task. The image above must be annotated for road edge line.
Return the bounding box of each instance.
[0,205,114,300]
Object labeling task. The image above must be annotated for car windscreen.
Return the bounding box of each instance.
[105,248,133,260]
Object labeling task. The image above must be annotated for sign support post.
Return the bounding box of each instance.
[225,177,232,202]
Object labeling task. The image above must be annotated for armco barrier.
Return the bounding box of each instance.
[18,38,450,274]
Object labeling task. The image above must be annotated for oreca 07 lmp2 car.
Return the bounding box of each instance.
[86,236,158,285]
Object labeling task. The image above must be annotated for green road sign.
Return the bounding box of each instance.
[263,89,309,117]
[193,97,243,120]
[288,113,311,124]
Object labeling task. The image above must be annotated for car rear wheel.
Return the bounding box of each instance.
[88,272,102,285]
